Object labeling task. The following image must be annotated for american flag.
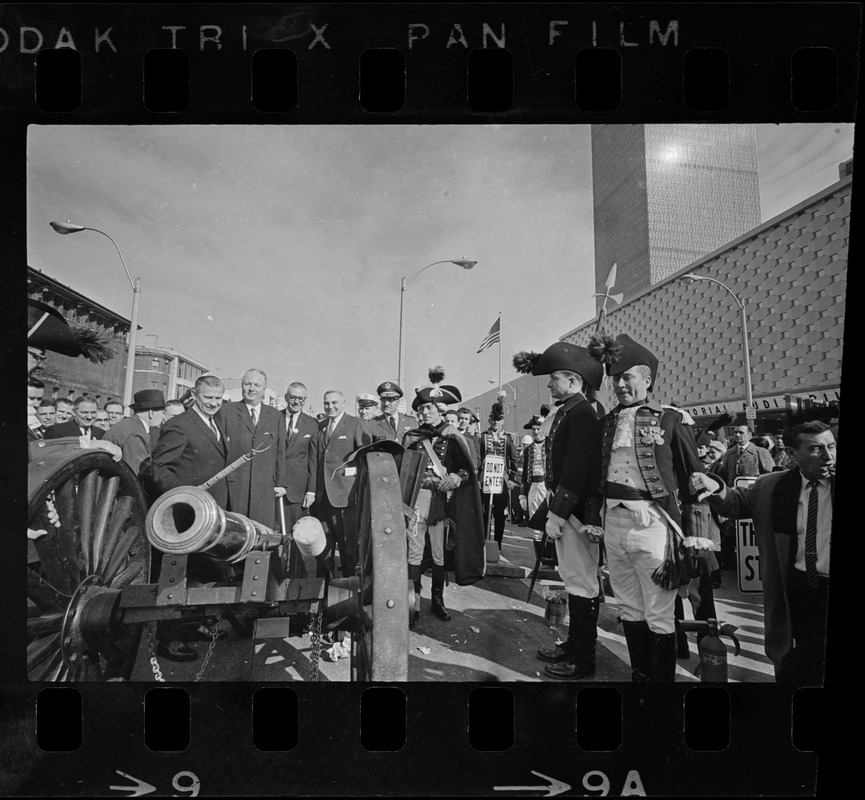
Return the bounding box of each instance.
[476,318,500,353]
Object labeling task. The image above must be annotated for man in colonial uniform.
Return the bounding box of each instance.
[586,333,712,682]
[402,368,485,624]
[479,402,518,552]
[519,413,550,562]
[513,343,605,679]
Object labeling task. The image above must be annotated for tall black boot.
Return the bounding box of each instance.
[408,564,423,628]
[650,631,677,682]
[674,595,690,659]
[430,565,451,622]
[621,620,652,682]
[545,595,599,679]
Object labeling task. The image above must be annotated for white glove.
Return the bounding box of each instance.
[546,512,565,540]
[519,495,527,511]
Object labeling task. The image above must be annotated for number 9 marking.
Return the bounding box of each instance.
[172,772,200,797]
[582,770,610,796]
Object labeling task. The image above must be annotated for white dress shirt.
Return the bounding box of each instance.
[794,476,831,577]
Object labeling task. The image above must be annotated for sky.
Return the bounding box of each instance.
[27,123,854,412]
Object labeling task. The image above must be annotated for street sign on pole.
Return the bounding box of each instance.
[734,477,762,593]
[745,406,757,420]
[482,455,505,495]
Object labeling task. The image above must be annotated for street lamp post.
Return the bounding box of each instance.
[398,259,477,388]
[682,273,753,415]
[50,221,141,412]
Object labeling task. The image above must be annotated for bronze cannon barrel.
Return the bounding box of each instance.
[145,486,282,563]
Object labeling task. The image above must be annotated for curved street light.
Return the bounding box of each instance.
[681,273,753,415]
[50,221,141,412]
[398,259,477,387]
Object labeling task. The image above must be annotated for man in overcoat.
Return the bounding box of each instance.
[690,420,835,684]
[217,368,286,529]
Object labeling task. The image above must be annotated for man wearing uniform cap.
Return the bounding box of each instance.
[104,389,167,475]
[585,333,713,682]
[372,381,416,441]
[402,367,485,624]
[356,393,380,422]
[513,342,605,679]
[479,402,518,553]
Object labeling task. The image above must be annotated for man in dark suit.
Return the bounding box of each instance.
[217,368,286,529]
[149,375,229,661]
[280,381,320,577]
[151,375,229,507]
[370,381,416,441]
[691,420,835,685]
[514,342,605,679]
[45,396,107,440]
[310,389,372,577]
[105,389,166,475]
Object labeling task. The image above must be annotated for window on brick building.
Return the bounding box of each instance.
[150,381,158,390]
[151,359,160,371]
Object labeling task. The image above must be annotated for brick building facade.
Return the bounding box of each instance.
[133,335,209,401]
[27,266,130,404]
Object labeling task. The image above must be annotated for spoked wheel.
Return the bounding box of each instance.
[349,449,409,682]
[27,441,150,682]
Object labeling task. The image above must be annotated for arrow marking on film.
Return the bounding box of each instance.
[109,771,157,797]
[494,771,571,796]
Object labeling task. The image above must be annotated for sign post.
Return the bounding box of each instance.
[734,477,762,593]
[482,455,505,562]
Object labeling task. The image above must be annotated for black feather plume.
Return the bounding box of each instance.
[512,350,541,375]
[539,404,551,417]
[72,326,116,364]
[587,332,622,366]
[708,410,736,432]
[491,402,504,416]
[428,365,445,384]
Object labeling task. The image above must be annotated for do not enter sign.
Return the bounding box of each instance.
[482,455,505,495]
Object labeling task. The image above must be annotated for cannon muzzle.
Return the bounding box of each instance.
[146,486,282,563]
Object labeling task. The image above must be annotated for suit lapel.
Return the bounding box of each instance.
[771,466,801,535]
[237,402,255,434]
[191,409,226,455]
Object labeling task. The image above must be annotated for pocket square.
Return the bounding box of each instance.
[338,435,347,439]
[303,433,311,438]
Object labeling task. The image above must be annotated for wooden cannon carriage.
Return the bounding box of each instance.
[26,437,426,682]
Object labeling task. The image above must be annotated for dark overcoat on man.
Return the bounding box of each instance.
[44,420,106,440]
[706,467,833,681]
[151,409,229,508]
[105,415,153,476]
[217,401,286,528]
[310,413,372,576]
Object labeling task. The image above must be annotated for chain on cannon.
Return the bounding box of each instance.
[26,436,427,682]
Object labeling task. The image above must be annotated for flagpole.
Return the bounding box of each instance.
[497,312,502,392]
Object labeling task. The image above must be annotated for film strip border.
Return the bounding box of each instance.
[0,3,860,121]
[3,683,825,795]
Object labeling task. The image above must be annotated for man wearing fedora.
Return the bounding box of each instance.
[105,389,167,476]
[513,342,605,679]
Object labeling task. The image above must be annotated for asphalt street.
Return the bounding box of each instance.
[132,521,772,683]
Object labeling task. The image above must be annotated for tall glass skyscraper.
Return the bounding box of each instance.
[591,124,761,303]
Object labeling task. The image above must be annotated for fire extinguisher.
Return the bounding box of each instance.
[679,618,741,682]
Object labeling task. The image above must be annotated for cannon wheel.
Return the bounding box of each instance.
[350,450,409,681]
[27,441,150,681]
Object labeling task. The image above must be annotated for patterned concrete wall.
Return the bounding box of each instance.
[563,176,849,413]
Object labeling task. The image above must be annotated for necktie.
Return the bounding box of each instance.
[805,480,820,587]
[388,415,397,432]
[327,420,335,443]
[209,418,220,441]
[288,414,296,443]
[250,406,258,426]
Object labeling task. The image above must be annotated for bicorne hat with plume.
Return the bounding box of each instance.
[412,365,462,411]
